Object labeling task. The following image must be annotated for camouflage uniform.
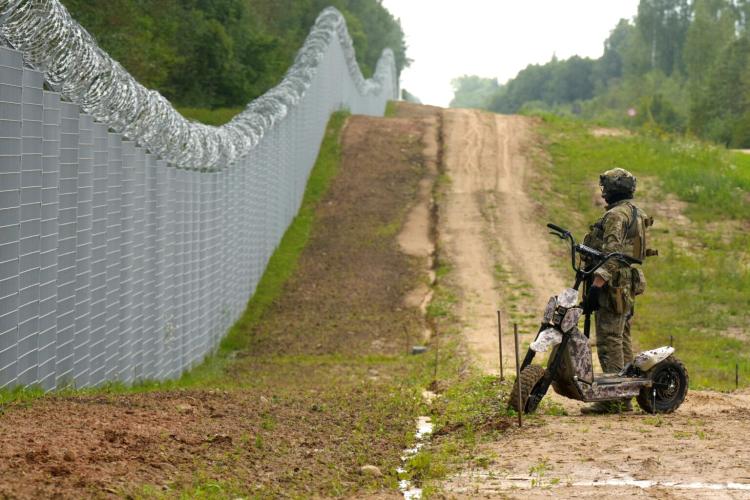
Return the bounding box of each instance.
[584,169,650,375]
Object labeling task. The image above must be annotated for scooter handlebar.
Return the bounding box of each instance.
[547,223,568,235]
[548,222,643,278]
[576,244,643,269]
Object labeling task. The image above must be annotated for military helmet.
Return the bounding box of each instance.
[599,167,636,198]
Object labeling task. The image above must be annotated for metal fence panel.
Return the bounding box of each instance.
[0,5,397,389]
[0,47,22,389]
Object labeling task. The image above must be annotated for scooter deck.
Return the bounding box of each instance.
[575,374,651,401]
[594,374,649,385]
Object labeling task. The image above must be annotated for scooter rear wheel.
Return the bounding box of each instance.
[508,365,546,414]
[636,355,688,414]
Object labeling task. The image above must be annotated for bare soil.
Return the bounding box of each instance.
[0,108,441,499]
[435,107,750,498]
[439,109,565,374]
[396,105,439,324]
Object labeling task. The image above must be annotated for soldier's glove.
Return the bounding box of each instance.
[584,286,602,313]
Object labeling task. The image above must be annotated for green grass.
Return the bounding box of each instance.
[539,114,750,222]
[177,107,244,126]
[132,478,247,499]
[534,113,750,390]
[384,100,399,117]
[411,369,567,495]
[0,111,350,405]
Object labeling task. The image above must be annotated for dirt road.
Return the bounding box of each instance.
[437,108,750,498]
[439,109,565,374]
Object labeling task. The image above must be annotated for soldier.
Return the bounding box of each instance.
[581,168,651,415]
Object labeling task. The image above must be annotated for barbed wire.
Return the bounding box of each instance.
[0,0,396,171]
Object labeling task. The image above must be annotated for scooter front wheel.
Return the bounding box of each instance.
[508,365,546,414]
[636,355,688,414]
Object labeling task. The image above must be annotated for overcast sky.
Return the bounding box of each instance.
[379,0,640,107]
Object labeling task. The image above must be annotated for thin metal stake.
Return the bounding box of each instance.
[404,325,410,356]
[736,363,740,390]
[670,335,673,347]
[497,310,504,381]
[514,323,522,428]
[433,326,439,382]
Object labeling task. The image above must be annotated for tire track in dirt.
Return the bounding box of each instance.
[439,108,564,374]
[436,107,750,499]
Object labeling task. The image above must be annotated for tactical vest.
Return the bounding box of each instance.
[584,201,653,261]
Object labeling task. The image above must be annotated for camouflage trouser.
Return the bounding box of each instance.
[595,296,634,374]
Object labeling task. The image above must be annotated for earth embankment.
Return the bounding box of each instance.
[0,107,442,498]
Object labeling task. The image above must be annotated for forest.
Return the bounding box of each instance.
[60,0,407,111]
[451,0,750,147]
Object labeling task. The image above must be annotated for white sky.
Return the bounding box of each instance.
[380,0,640,107]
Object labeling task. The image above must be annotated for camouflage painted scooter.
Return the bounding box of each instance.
[508,223,688,414]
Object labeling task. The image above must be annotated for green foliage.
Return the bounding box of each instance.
[684,0,736,87]
[595,19,633,85]
[384,100,398,117]
[634,93,684,132]
[401,88,422,103]
[177,107,244,126]
[61,0,407,109]
[636,0,691,76]
[452,0,750,145]
[690,36,750,144]
[730,110,750,147]
[479,56,597,114]
[450,75,500,109]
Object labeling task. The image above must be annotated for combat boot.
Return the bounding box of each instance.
[580,401,619,415]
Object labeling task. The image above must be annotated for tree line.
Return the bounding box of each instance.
[451,0,750,147]
[61,0,408,110]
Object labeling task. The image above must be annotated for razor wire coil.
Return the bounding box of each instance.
[0,0,396,171]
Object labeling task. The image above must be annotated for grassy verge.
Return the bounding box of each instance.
[407,254,565,497]
[531,114,750,390]
[384,100,399,117]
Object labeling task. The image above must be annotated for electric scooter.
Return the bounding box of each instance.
[508,223,688,414]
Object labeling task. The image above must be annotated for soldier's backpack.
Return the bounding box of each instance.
[625,203,655,296]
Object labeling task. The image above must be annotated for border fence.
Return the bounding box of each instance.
[0,2,397,390]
